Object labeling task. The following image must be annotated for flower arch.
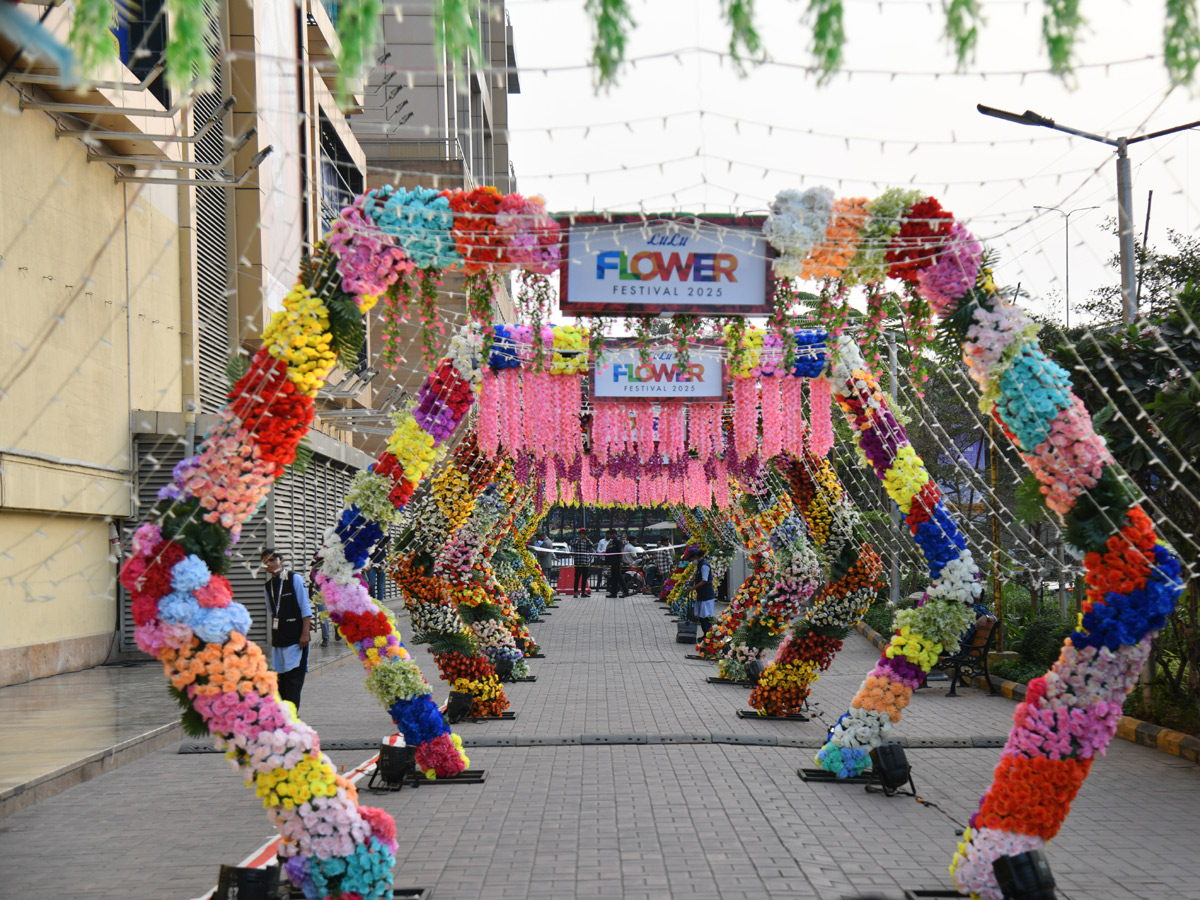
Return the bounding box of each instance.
[119,179,1183,900]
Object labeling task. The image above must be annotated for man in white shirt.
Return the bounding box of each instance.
[595,533,610,594]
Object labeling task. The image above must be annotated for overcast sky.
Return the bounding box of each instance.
[505,0,1198,323]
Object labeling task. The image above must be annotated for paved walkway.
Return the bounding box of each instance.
[0,592,1197,899]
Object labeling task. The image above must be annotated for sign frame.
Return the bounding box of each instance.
[589,338,728,403]
[557,213,775,316]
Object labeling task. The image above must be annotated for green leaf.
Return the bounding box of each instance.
[586,0,636,90]
[335,0,384,106]
[722,0,765,72]
[422,630,479,657]
[1014,472,1050,525]
[327,294,365,366]
[165,0,217,94]
[1041,0,1084,77]
[943,0,985,69]
[435,0,484,88]
[169,685,211,739]
[225,353,251,388]
[458,601,501,625]
[807,0,845,85]
[1164,0,1200,87]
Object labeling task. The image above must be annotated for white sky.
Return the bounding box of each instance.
[505,0,1199,322]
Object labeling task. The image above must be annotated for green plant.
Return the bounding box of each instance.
[991,659,1051,686]
[1015,612,1073,669]
[862,599,894,637]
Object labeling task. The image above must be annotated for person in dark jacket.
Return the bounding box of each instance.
[262,549,312,711]
[692,548,716,637]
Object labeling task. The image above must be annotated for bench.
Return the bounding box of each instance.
[932,614,999,697]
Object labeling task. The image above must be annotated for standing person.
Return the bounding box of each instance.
[605,530,626,598]
[569,528,594,597]
[307,550,333,647]
[653,539,674,590]
[367,535,390,602]
[692,548,716,637]
[594,532,610,594]
[262,549,312,711]
[621,535,639,596]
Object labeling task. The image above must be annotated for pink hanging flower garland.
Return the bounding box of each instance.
[808,376,834,458]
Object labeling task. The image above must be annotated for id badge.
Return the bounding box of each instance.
[273,617,280,631]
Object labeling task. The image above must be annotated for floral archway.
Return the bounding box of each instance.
[119,181,1183,900]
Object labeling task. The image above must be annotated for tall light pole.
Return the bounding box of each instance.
[1032,204,1097,330]
[977,104,1200,324]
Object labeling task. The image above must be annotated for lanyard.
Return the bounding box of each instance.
[271,574,285,616]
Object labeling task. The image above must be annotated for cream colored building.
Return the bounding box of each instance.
[0,1,390,686]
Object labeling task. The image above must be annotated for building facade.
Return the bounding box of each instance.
[0,0,446,685]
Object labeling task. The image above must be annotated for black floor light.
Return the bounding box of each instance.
[994,850,1057,900]
[444,690,475,724]
[369,737,417,791]
[864,742,916,797]
[745,659,765,685]
[214,863,283,899]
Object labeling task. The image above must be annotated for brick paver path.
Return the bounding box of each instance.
[0,592,1196,899]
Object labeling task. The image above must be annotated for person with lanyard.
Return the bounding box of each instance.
[262,549,313,711]
[568,528,594,597]
[692,547,716,636]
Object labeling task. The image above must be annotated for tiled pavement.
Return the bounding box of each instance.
[0,592,1197,899]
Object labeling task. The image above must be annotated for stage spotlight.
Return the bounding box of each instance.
[745,659,765,685]
[215,863,282,899]
[864,742,916,797]
[370,737,417,791]
[994,849,1057,900]
[444,690,475,724]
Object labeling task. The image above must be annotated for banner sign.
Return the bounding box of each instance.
[559,214,773,316]
[592,344,725,401]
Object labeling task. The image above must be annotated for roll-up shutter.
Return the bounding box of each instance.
[119,435,187,651]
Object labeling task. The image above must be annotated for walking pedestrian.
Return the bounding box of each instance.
[692,547,716,637]
[569,528,594,596]
[262,549,312,711]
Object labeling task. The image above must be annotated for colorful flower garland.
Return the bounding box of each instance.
[748,454,884,716]
[812,338,978,779]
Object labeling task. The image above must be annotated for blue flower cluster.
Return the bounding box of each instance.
[791,329,828,378]
[171,554,211,593]
[815,742,872,778]
[769,514,805,554]
[309,837,396,900]
[158,592,252,644]
[997,346,1073,451]
[911,502,967,580]
[366,185,459,270]
[488,324,522,369]
[335,506,385,569]
[1073,545,1184,651]
[389,694,449,746]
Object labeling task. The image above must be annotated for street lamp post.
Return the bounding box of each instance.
[1031,204,1097,330]
[977,104,1200,324]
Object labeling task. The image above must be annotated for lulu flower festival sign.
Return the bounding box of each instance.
[118,179,1183,900]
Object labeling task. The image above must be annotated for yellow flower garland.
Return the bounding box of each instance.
[262,285,337,397]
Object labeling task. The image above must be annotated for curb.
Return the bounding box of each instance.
[0,646,358,820]
[854,622,1200,765]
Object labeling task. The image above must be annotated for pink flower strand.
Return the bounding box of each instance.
[732,377,758,459]
[478,369,500,456]
[780,376,807,456]
[760,376,783,459]
[808,376,834,458]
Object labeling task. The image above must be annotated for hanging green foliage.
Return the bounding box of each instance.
[68,0,119,84]
[1041,0,1084,76]
[805,0,845,84]
[436,0,484,86]
[586,0,636,90]
[721,0,765,72]
[943,0,985,69]
[165,0,215,93]
[335,0,383,105]
[1164,0,1200,85]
